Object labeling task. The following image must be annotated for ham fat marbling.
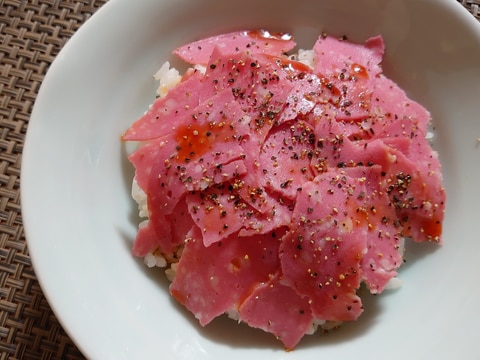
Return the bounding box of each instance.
[123,30,445,350]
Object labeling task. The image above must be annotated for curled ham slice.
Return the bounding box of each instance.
[123,30,445,350]
[174,30,296,66]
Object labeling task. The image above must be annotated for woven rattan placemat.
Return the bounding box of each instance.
[461,0,480,19]
[0,1,478,359]
[1,2,107,359]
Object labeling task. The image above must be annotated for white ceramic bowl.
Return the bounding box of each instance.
[21,0,480,359]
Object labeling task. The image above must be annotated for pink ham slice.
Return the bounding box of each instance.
[314,35,384,78]
[174,30,296,66]
[277,72,334,125]
[122,69,203,141]
[313,35,384,120]
[199,47,257,104]
[132,195,196,258]
[369,76,431,134]
[382,142,445,242]
[128,89,250,215]
[341,166,404,293]
[238,273,314,350]
[237,194,292,238]
[132,217,171,257]
[279,174,367,321]
[200,49,297,144]
[310,112,444,243]
[185,185,252,247]
[186,179,292,247]
[259,120,316,200]
[128,130,246,214]
[170,226,284,326]
[335,137,444,242]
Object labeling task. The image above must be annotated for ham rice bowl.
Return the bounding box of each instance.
[122,30,445,350]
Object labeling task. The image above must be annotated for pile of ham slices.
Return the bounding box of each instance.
[123,30,445,350]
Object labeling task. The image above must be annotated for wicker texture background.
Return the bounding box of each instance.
[0,1,477,359]
[460,0,480,19]
[1,2,107,359]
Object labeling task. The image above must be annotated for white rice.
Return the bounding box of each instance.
[291,49,316,67]
[144,251,167,268]
[153,61,182,97]
[131,177,149,219]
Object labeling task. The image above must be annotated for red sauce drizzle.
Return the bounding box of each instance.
[351,63,369,79]
[273,56,312,73]
[420,218,442,240]
[175,121,234,162]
